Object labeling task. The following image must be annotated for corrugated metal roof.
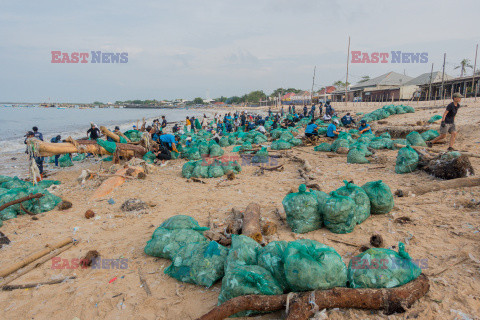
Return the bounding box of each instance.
[351,71,413,89]
[404,71,453,86]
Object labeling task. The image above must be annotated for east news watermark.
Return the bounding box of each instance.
[351,51,428,64]
[52,257,129,269]
[51,51,128,63]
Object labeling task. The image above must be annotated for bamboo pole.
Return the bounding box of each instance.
[0,237,73,278]
[472,44,478,101]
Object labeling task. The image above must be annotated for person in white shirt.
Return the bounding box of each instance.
[256,125,267,134]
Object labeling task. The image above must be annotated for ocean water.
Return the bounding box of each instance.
[0,106,206,176]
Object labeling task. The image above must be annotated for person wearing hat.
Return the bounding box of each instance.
[326,119,340,138]
[358,119,372,134]
[428,93,463,150]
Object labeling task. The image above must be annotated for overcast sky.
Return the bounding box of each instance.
[0,0,479,103]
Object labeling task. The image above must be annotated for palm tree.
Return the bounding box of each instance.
[454,59,473,77]
[358,75,370,83]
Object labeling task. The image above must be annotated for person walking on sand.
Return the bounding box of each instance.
[428,93,463,151]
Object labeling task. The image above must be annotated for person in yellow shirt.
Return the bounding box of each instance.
[186,116,191,126]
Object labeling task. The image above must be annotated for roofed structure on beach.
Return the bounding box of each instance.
[351,71,413,90]
[404,71,452,86]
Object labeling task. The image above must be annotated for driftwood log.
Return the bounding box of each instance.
[198,274,429,320]
[91,166,144,200]
[31,138,147,158]
[376,126,429,138]
[419,154,474,179]
[398,177,480,197]
[0,193,44,212]
[100,126,121,143]
[242,203,263,243]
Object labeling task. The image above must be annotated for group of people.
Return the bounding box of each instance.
[304,114,372,139]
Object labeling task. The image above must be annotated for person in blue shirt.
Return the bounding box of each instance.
[326,119,340,138]
[310,104,316,118]
[303,105,308,117]
[50,135,62,166]
[304,120,318,137]
[32,126,43,141]
[358,120,372,134]
[341,113,356,127]
[159,133,179,152]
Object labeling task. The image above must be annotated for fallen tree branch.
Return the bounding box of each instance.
[2,276,76,291]
[197,274,430,320]
[398,177,480,197]
[0,193,44,213]
[274,208,287,225]
[138,270,152,296]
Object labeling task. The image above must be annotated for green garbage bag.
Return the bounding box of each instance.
[159,215,209,232]
[420,129,439,141]
[239,141,253,152]
[347,148,369,164]
[428,114,443,123]
[253,134,268,144]
[119,136,128,144]
[191,162,209,178]
[284,239,347,291]
[25,186,62,214]
[282,184,321,233]
[395,105,407,114]
[335,181,370,224]
[289,138,303,146]
[102,156,113,162]
[58,154,73,167]
[72,153,86,161]
[257,241,289,291]
[0,188,10,196]
[144,227,207,259]
[198,141,210,156]
[209,143,224,157]
[361,180,394,214]
[164,241,229,287]
[219,136,230,147]
[251,147,269,164]
[395,146,419,174]
[406,131,427,147]
[36,180,61,189]
[0,176,11,184]
[96,139,117,154]
[142,151,157,164]
[379,132,391,139]
[330,138,349,153]
[123,130,142,142]
[224,235,260,273]
[271,139,292,150]
[194,118,202,129]
[314,143,331,152]
[279,132,294,141]
[0,188,31,220]
[208,161,225,178]
[403,105,415,113]
[348,242,421,288]
[322,191,356,234]
[218,265,283,316]
[369,138,393,150]
[186,147,202,161]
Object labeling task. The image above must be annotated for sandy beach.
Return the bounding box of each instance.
[1,101,480,320]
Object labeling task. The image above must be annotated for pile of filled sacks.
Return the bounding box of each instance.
[182,159,241,179]
[269,128,303,150]
[0,176,62,226]
[144,215,422,317]
[283,181,394,234]
[361,104,415,123]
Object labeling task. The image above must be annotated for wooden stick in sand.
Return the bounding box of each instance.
[2,276,76,291]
